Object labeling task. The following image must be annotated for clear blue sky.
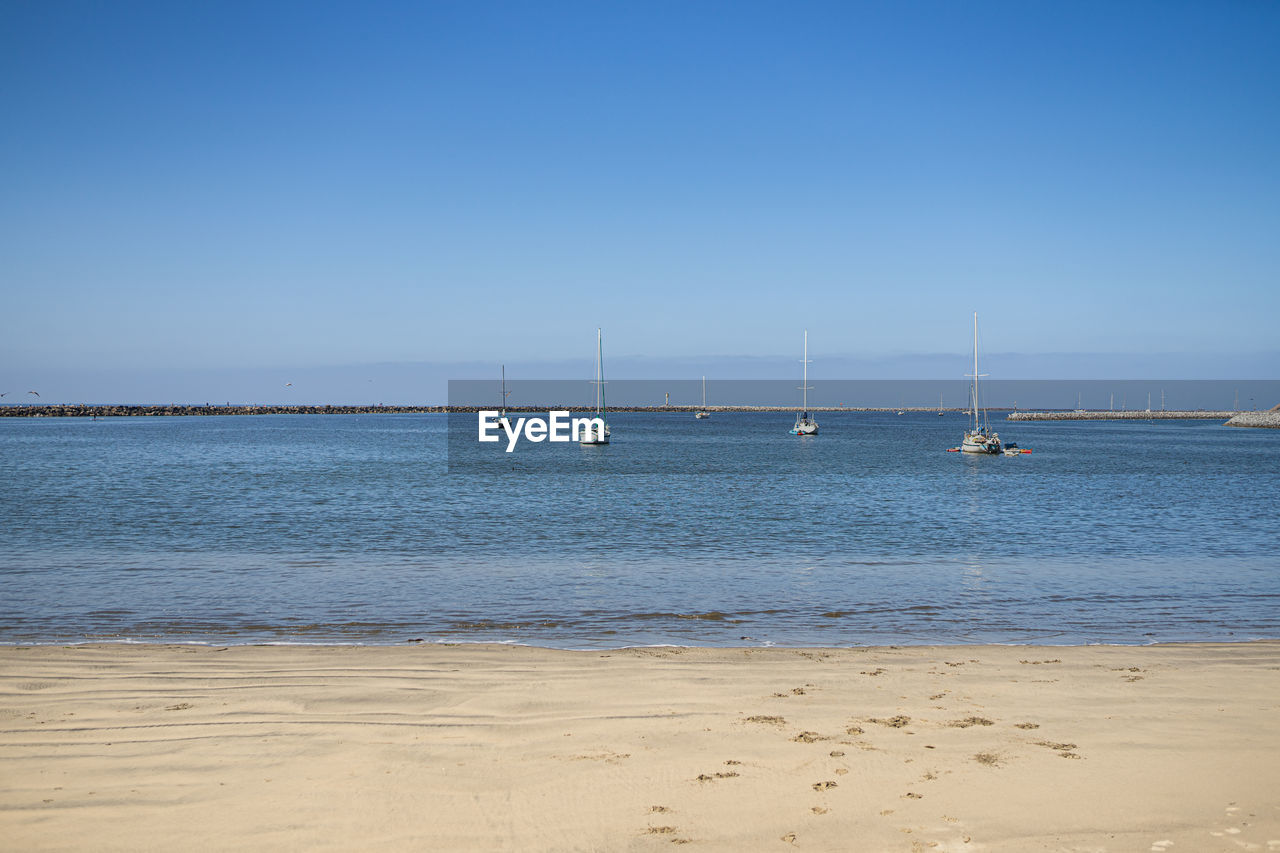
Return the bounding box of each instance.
[3,1,1278,396]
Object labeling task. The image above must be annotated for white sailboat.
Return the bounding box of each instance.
[938,392,945,416]
[960,312,1003,454]
[580,328,611,445]
[695,375,710,419]
[789,330,818,435]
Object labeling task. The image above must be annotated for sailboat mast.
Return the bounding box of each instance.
[598,328,606,417]
[702,375,706,407]
[803,330,809,413]
[972,312,979,431]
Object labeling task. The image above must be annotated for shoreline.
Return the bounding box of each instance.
[4,640,1277,851]
[3,635,1278,649]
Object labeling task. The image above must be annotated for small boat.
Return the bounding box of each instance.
[938,392,945,416]
[960,312,1006,454]
[695,376,710,419]
[789,330,819,435]
[581,328,611,445]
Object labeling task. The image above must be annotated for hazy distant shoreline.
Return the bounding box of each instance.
[0,404,1250,419]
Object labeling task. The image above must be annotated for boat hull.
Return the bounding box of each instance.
[961,432,1002,454]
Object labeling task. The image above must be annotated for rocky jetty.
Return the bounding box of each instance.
[1006,410,1233,421]
[0,404,445,418]
[3,404,968,418]
[1225,404,1280,429]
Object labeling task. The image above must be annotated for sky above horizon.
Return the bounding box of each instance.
[3,1,1278,397]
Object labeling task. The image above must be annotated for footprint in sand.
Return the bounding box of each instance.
[792,731,829,743]
[948,716,994,728]
[1033,740,1082,759]
[812,781,838,791]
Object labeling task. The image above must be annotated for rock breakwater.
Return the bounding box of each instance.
[1007,411,1233,422]
[1224,411,1280,429]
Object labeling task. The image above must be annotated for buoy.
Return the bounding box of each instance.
[1022,448,1032,454]
[946,448,960,453]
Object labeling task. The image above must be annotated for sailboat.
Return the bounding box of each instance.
[960,312,1004,454]
[789,331,818,435]
[695,376,710,419]
[580,328,611,445]
[938,392,945,416]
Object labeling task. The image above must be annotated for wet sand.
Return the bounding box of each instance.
[2,642,1277,851]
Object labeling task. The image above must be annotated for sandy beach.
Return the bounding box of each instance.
[2,642,1277,852]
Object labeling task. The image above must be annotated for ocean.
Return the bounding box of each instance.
[2,412,1277,647]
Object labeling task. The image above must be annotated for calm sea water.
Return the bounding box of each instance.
[2,413,1277,647]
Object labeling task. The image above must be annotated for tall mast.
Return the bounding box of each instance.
[800,330,812,414]
[598,328,606,418]
[972,312,979,431]
[702,375,706,407]
[500,364,506,413]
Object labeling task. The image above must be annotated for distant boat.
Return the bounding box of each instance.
[581,328,611,445]
[789,330,818,435]
[695,376,710,419]
[960,312,1004,454]
[938,392,945,416]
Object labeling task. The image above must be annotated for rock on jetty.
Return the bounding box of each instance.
[1225,404,1280,429]
[1006,410,1233,422]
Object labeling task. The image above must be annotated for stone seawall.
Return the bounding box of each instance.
[0,405,445,418]
[1225,411,1280,429]
[10,405,1270,421]
[2,404,960,418]
[1006,411,1233,422]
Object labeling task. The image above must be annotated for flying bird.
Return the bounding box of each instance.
[285,383,293,387]
[27,391,39,397]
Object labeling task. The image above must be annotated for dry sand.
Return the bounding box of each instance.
[2,641,1278,852]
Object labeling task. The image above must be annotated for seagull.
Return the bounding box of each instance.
[0,392,7,397]
[285,383,293,387]
[27,391,39,397]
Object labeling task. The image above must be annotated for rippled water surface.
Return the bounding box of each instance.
[2,413,1277,646]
